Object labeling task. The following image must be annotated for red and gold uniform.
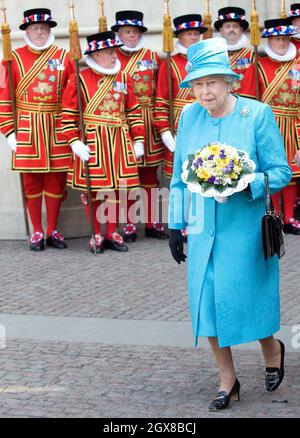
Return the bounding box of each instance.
[117,47,164,167]
[62,58,144,249]
[154,53,196,178]
[228,48,256,97]
[258,31,300,230]
[62,69,143,192]
[111,10,169,239]
[258,55,300,176]
[0,45,73,172]
[0,34,74,245]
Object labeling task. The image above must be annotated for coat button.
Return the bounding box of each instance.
[208,230,215,237]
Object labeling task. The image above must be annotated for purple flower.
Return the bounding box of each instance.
[223,159,234,174]
[208,154,214,160]
[219,149,226,159]
[193,157,203,168]
[208,176,216,184]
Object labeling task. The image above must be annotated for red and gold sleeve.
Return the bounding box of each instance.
[125,74,145,143]
[154,59,171,134]
[0,60,15,137]
[61,73,81,145]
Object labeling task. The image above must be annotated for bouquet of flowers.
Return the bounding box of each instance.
[181,142,256,203]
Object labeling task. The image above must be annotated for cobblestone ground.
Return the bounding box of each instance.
[0,340,299,418]
[0,235,299,324]
[0,234,299,418]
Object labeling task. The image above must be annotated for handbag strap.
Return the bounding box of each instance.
[264,173,273,213]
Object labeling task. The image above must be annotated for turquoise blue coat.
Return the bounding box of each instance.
[169,96,292,348]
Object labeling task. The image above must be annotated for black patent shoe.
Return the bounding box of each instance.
[145,223,169,239]
[209,379,240,412]
[122,223,137,242]
[104,232,128,252]
[46,230,67,249]
[30,231,45,251]
[265,340,285,392]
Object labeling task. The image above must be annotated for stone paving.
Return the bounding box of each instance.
[0,233,299,418]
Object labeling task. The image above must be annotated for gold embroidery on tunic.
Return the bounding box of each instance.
[33,81,53,95]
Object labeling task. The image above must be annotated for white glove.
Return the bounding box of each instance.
[7,132,17,152]
[133,142,144,159]
[161,130,176,153]
[295,150,300,168]
[71,140,90,162]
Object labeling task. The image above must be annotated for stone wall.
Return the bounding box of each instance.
[0,0,295,238]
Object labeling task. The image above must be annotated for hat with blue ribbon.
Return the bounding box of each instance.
[84,31,123,55]
[289,3,300,18]
[111,10,147,33]
[214,7,249,31]
[20,8,57,31]
[180,38,240,89]
[261,18,296,38]
[173,14,208,37]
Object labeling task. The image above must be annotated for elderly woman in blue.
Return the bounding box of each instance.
[168,38,292,412]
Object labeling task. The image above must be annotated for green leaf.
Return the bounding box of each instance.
[186,171,199,184]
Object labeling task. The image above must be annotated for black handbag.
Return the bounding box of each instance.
[262,174,285,260]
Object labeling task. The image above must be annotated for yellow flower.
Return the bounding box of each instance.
[208,144,221,155]
[197,168,211,180]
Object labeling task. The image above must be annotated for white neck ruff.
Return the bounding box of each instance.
[24,32,55,51]
[264,41,296,62]
[119,35,145,52]
[85,56,121,75]
[226,33,249,51]
[175,40,187,55]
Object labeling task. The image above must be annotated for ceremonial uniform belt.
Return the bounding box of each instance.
[271,106,300,119]
[138,96,154,107]
[173,98,191,109]
[84,113,128,128]
[16,101,62,113]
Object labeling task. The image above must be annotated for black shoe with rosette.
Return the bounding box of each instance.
[104,232,128,252]
[46,230,67,249]
[265,339,285,392]
[122,223,137,242]
[283,218,300,235]
[145,223,169,239]
[30,231,45,251]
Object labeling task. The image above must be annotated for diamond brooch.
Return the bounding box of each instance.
[240,106,250,118]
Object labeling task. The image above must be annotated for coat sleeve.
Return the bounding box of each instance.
[247,103,292,200]
[154,59,172,134]
[168,106,190,229]
[61,73,81,145]
[0,59,16,137]
[125,74,145,143]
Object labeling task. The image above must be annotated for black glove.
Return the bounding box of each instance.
[169,229,187,264]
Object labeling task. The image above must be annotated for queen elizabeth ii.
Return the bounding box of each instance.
[168,38,292,411]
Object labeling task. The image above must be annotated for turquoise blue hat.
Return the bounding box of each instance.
[180,38,240,88]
